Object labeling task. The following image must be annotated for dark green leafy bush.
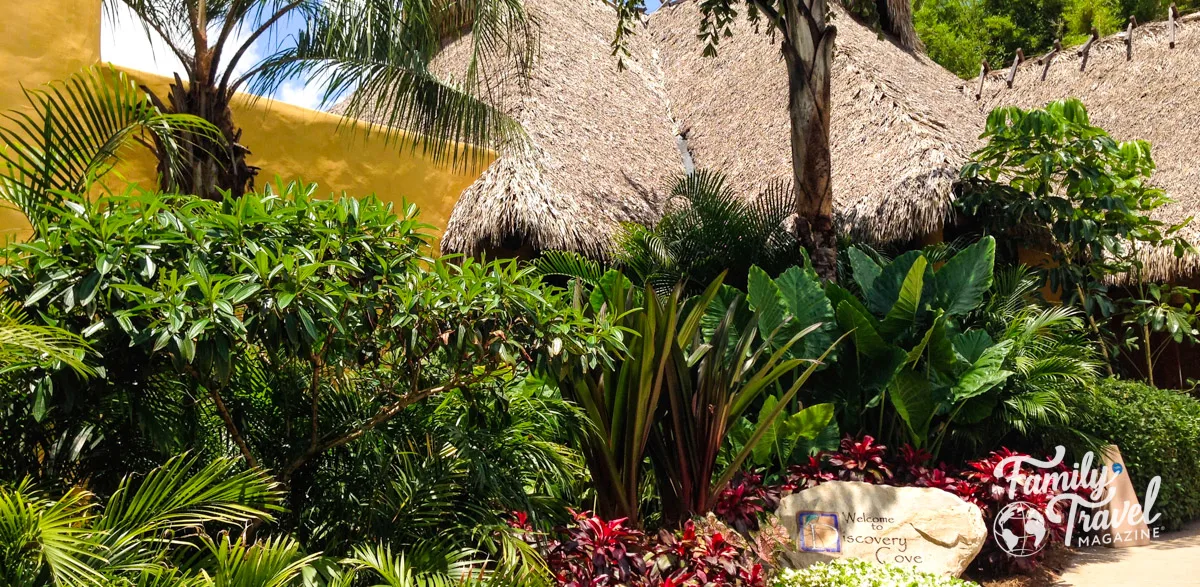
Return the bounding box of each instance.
[0,182,620,513]
[1074,378,1200,530]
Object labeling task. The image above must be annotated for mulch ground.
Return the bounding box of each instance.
[966,544,1075,587]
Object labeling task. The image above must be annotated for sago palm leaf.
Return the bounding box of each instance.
[0,66,224,222]
[0,302,93,375]
[0,481,106,587]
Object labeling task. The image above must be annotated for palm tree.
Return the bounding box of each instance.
[535,169,799,292]
[105,0,533,199]
[0,66,223,224]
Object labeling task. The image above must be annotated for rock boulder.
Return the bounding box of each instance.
[776,481,987,576]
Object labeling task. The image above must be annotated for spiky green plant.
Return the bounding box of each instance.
[0,454,281,586]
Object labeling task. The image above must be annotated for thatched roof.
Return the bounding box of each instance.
[402,0,980,256]
[432,0,683,257]
[978,13,1200,281]
[647,1,979,245]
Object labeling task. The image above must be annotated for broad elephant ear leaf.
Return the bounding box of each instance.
[865,250,925,317]
[835,301,887,358]
[835,301,906,393]
[952,329,995,364]
[932,237,996,316]
[773,266,836,359]
[750,397,836,466]
[879,257,928,338]
[847,247,882,293]
[952,339,1015,402]
[747,265,835,360]
[588,269,635,313]
[889,367,936,447]
[700,284,748,344]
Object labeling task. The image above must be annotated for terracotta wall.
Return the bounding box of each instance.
[0,0,487,245]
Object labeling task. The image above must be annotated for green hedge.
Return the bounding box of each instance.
[1075,378,1200,531]
[772,559,978,587]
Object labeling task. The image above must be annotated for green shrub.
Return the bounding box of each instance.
[1074,378,1200,530]
[772,559,979,587]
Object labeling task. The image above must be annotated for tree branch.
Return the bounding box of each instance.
[279,372,495,481]
[749,0,787,35]
[185,363,260,468]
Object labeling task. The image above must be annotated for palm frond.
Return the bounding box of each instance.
[194,533,319,587]
[248,0,533,168]
[96,453,283,568]
[0,66,224,223]
[0,481,107,587]
[616,169,799,290]
[0,302,93,375]
[531,250,606,286]
[345,542,490,587]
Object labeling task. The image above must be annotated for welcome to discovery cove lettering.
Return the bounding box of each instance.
[840,513,921,564]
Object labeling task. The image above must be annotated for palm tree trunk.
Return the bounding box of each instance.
[882,0,921,51]
[154,76,258,199]
[781,0,837,280]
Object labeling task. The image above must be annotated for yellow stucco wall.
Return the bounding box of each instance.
[1,1,486,245]
[0,0,104,240]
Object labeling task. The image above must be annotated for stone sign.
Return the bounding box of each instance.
[777,481,987,576]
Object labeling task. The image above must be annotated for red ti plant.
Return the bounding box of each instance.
[712,471,781,533]
[546,512,648,586]
[825,435,894,483]
[650,520,767,586]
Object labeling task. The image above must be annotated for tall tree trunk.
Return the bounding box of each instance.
[781,0,837,280]
[882,0,921,51]
[155,76,258,200]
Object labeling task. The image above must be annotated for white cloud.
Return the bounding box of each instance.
[276,79,329,111]
[102,5,185,77]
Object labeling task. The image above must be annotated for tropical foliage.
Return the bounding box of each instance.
[915,0,1199,78]
[1072,378,1200,531]
[0,454,284,586]
[543,269,838,526]
[958,98,1192,379]
[0,183,619,533]
[3,53,1195,586]
[611,170,799,291]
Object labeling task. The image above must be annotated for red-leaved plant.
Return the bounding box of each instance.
[712,472,782,534]
[816,435,894,483]
[545,512,648,586]
[538,511,771,586]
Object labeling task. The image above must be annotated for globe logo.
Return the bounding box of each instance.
[993,501,1049,557]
